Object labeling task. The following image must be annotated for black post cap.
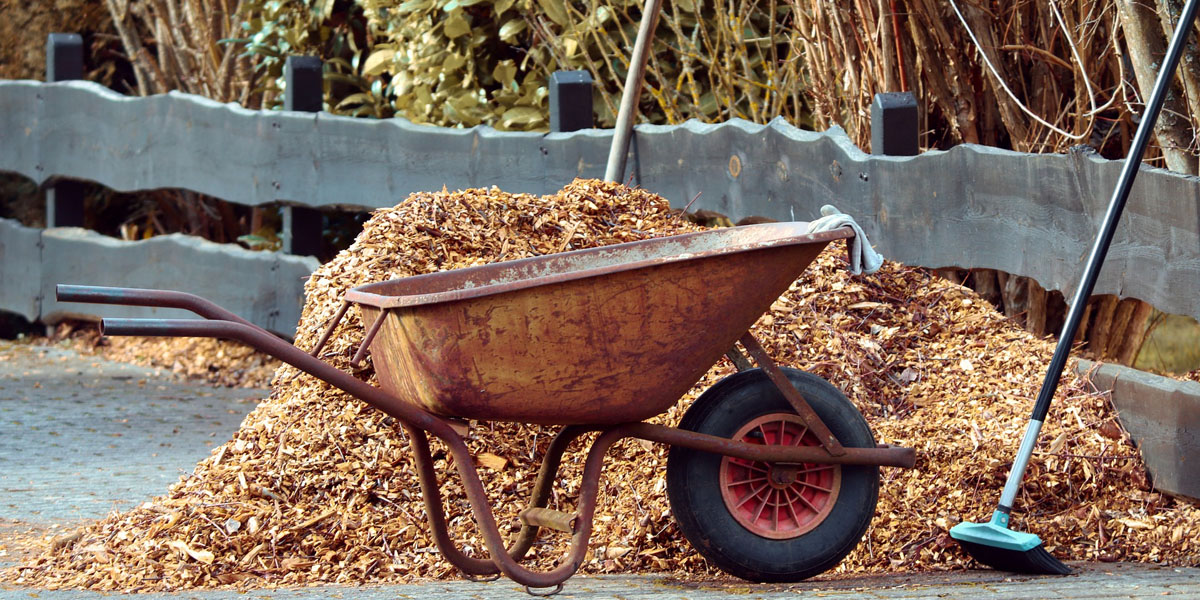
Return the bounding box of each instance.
[870,92,919,156]
[285,56,324,113]
[549,70,594,133]
[46,33,84,82]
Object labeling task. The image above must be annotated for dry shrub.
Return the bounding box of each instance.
[789,0,1200,170]
[105,0,261,105]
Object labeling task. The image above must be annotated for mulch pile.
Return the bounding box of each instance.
[5,179,1198,591]
[60,328,277,389]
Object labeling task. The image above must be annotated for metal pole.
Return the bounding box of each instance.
[997,0,1200,514]
[603,0,663,183]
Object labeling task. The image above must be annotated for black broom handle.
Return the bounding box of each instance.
[1031,0,1200,423]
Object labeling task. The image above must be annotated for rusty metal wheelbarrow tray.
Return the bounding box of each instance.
[56,221,914,591]
[342,222,852,425]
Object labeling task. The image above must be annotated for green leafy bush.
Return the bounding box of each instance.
[237,0,808,130]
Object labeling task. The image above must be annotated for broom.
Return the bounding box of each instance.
[950,0,1200,574]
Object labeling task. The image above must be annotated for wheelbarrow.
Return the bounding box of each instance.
[57,221,915,592]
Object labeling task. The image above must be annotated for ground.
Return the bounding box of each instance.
[1,340,1197,599]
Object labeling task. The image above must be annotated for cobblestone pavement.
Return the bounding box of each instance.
[1,342,1197,599]
[1,564,1197,599]
[0,341,262,524]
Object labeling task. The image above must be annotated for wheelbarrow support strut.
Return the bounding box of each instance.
[57,285,915,589]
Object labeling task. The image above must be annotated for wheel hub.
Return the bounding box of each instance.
[768,465,798,487]
[719,413,842,539]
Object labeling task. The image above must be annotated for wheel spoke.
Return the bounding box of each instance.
[782,488,803,524]
[734,483,769,508]
[771,490,780,531]
[795,490,821,513]
[725,476,767,487]
[791,424,811,445]
[795,480,834,493]
[750,488,770,523]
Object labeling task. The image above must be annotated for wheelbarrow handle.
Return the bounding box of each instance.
[98,317,451,434]
[56,284,263,333]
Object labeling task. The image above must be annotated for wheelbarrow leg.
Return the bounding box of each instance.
[403,421,623,589]
[403,424,501,578]
[435,425,628,589]
[508,425,594,560]
[403,423,594,577]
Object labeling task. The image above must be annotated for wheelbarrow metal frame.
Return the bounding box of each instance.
[57,282,914,589]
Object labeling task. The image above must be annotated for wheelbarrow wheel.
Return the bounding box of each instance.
[666,368,879,582]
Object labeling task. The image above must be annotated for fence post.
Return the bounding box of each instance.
[45,33,86,228]
[870,92,918,156]
[548,71,594,133]
[281,56,324,257]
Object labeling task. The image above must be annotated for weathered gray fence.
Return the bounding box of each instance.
[0,218,318,336]
[1076,359,1200,500]
[1,79,1198,330]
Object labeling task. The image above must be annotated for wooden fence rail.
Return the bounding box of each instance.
[2,77,1198,335]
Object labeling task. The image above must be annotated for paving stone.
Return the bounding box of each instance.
[0,342,263,524]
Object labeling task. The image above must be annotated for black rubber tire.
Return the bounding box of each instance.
[666,368,879,582]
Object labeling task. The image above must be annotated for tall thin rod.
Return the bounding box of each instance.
[603,0,664,183]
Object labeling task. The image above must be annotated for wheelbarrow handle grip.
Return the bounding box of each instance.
[57,284,263,333]
[57,284,146,305]
[101,317,226,338]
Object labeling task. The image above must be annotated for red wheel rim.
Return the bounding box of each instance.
[719,413,841,539]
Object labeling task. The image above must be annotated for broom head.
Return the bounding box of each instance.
[950,511,1071,575]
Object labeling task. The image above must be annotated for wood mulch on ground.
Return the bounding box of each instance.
[5,179,1197,591]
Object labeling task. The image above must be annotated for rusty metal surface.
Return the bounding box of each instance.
[625,423,916,468]
[351,312,385,366]
[738,333,846,456]
[347,223,850,309]
[348,223,853,425]
[310,300,350,357]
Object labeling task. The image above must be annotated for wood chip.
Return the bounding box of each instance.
[477,453,508,471]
